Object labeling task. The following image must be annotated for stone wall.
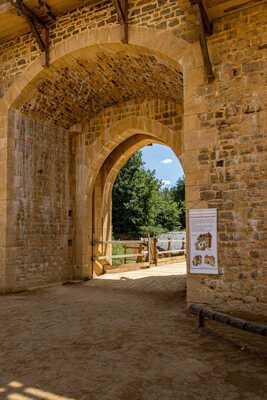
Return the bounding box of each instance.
[0,0,266,316]
[0,0,265,96]
[184,2,267,315]
[4,111,72,291]
[0,0,193,95]
[0,97,182,291]
[83,97,182,140]
[73,97,183,280]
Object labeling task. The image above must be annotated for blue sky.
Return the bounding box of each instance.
[141,144,184,187]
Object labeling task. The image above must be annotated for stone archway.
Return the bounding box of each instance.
[88,123,183,277]
[72,112,183,280]
[0,25,192,114]
[0,2,265,318]
[92,134,163,276]
[0,26,191,292]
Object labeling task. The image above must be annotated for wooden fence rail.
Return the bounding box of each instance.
[94,252,148,260]
[93,235,186,271]
[93,240,146,244]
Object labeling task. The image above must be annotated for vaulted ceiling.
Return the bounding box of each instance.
[12,44,183,128]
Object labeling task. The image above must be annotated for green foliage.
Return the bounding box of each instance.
[138,225,166,237]
[154,197,183,232]
[112,242,133,265]
[169,177,186,229]
[170,177,185,203]
[112,151,186,237]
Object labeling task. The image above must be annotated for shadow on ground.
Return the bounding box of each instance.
[0,274,267,400]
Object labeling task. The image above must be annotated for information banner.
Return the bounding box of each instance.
[189,208,218,274]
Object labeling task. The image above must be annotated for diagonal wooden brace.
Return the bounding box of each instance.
[190,0,214,82]
[112,0,128,44]
[11,0,50,67]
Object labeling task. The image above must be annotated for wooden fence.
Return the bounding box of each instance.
[93,236,186,272]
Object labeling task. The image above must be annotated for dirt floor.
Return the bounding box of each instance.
[1,263,267,400]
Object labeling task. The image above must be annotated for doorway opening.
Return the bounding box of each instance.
[92,142,186,277]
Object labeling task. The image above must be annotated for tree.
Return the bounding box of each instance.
[112,152,160,236]
[170,177,185,203]
[112,152,186,237]
[155,196,183,232]
[170,177,186,229]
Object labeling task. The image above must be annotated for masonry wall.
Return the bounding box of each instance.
[73,97,183,280]
[4,111,72,291]
[0,0,266,314]
[184,5,267,315]
[83,98,182,139]
[0,0,193,96]
[0,0,265,97]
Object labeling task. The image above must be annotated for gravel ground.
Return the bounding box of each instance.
[0,263,267,400]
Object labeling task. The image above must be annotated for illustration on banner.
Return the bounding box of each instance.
[189,209,218,274]
[194,232,212,251]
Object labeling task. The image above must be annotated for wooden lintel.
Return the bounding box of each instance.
[11,0,49,66]
[112,0,128,43]
[190,0,214,82]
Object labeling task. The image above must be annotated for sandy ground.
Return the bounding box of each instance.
[0,263,267,400]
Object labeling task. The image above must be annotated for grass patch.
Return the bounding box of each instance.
[112,243,137,265]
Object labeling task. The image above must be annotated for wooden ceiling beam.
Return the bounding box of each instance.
[112,0,128,43]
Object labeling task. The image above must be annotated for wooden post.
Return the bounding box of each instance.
[124,244,127,265]
[167,237,171,258]
[147,236,151,266]
[153,237,158,266]
[137,237,143,263]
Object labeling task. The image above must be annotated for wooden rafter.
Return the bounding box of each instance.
[112,0,128,43]
[190,0,214,82]
[11,0,50,66]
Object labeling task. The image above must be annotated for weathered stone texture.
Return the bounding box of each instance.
[14,46,183,128]
[73,97,183,280]
[0,0,266,316]
[185,1,267,314]
[5,111,72,291]
[1,98,181,291]
[0,0,191,97]
[84,97,182,140]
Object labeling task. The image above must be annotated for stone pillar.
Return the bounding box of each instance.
[0,107,8,293]
[74,127,92,280]
[183,44,221,306]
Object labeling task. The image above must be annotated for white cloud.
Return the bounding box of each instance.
[162,180,171,185]
[160,158,173,164]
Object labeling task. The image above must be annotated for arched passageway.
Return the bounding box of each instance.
[0,27,188,291]
[0,0,266,320]
[73,109,183,280]
[0,18,265,317]
[91,134,184,276]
